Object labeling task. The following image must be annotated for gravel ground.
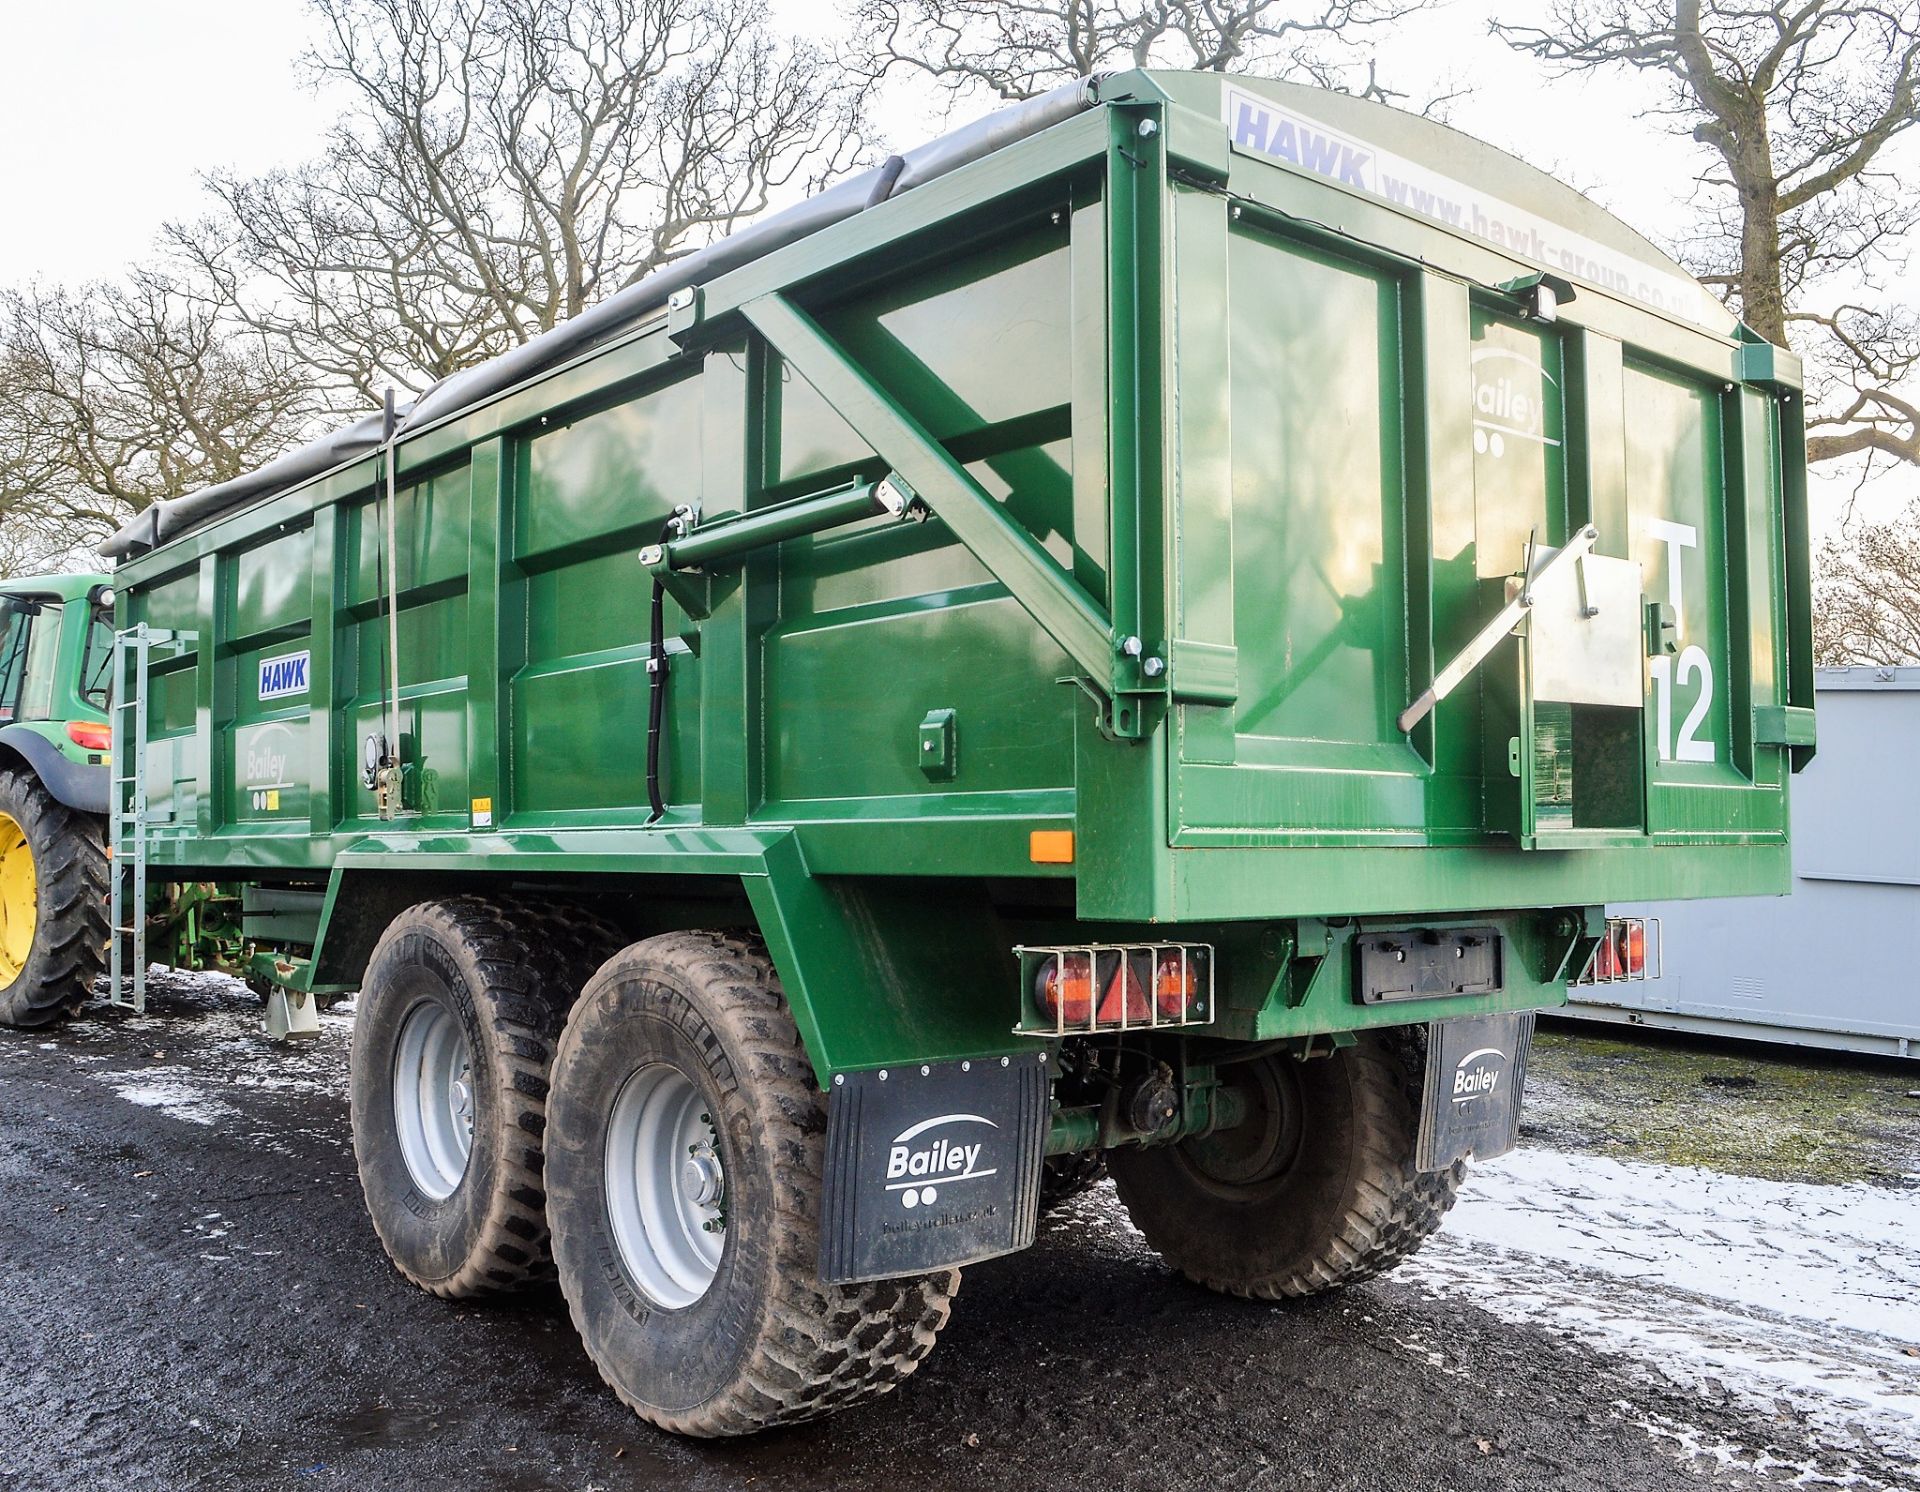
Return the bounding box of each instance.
[0,977,1913,1492]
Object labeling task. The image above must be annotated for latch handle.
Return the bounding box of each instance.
[1399,525,1600,734]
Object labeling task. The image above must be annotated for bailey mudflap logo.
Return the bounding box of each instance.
[821,1057,1046,1284]
[885,1113,998,1211]
[1450,1045,1509,1103]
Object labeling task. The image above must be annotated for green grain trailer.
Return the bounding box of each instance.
[87,71,1813,1435]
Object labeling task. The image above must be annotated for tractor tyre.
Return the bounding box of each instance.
[544,931,959,1437]
[0,767,108,1028]
[350,897,571,1297]
[1108,1029,1462,1299]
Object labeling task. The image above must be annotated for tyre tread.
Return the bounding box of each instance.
[1121,1028,1463,1301]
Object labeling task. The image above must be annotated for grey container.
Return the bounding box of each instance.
[1571,666,1919,1060]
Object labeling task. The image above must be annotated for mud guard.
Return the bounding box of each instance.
[1416,1011,1535,1172]
[819,1057,1049,1284]
[0,726,108,815]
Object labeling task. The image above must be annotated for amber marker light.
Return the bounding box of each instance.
[1029,829,1074,864]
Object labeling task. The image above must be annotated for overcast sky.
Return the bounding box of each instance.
[0,0,1693,285]
[0,0,1909,524]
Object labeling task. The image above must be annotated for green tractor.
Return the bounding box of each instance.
[0,572,114,1026]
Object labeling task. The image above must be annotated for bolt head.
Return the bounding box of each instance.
[1142,655,1165,677]
[1137,118,1158,137]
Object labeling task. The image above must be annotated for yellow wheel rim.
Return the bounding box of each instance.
[0,811,36,986]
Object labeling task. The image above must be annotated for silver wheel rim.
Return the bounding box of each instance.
[392,1000,475,1200]
[604,1063,725,1309]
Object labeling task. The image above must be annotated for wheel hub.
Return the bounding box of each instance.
[681,1147,723,1207]
[392,1000,476,1200]
[0,812,38,987]
[604,1063,726,1310]
[1181,1057,1304,1192]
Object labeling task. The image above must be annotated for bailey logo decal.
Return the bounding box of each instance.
[885,1113,998,1211]
[1451,1046,1510,1103]
[1470,347,1559,460]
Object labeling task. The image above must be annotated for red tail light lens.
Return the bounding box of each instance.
[67,720,111,752]
[1153,954,1197,1019]
[1590,933,1622,981]
[1621,921,1646,976]
[1035,953,1095,1025]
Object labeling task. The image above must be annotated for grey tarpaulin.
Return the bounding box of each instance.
[100,76,1103,562]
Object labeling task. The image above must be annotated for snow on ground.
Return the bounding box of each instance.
[1399,1146,1920,1478]
[101,1072,236,1126]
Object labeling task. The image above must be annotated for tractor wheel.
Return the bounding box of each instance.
[1038,1150,1108,1215]
[1108,1029,1462,1299]
[350,897,571,1297]
[544,931,958,1437]
[0,767,108,1028]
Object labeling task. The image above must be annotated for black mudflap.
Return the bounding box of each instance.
[1416,1012,1535,1172]
[819,1055,1049,1285]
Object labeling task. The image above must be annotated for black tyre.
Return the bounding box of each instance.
[510,899,625,1007]
[1039,1150,1108,1214]
[1108,1030,1461,1299]
[350,897,570,1297]
[545,931,959,1437]
[0,767,107,1029]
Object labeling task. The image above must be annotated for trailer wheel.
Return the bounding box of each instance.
[350,898,569,1297]
[0,767,107,1029]
[1039,1151,1108,1215]
[545,931,959,1437]
[1108,1029,1461,1298]
[508,899,625,1007]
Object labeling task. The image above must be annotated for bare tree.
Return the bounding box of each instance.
[1495,2,1920,469]
[849,0,1428,105]
[0,269,319,560]
[1813,500,1920,662]
[170,0,866,405]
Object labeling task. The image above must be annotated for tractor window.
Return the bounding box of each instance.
[80,610,114,709]
[17,602,65,720]
[0,602,30,722]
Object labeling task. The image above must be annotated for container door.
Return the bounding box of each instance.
[1470,309,1649,845]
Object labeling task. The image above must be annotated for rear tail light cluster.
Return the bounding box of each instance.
[66,720,112,752]
[1015,943,1213,1036]
[1575,916,1661,985]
